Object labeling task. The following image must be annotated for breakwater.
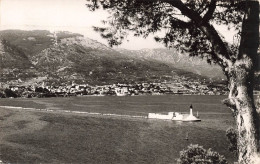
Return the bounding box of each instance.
[0,105,147,119]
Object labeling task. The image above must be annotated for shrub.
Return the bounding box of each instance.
[4,89,17,98]
[0,90,6,98]
[177,144,228,164]
[226,127,238,157]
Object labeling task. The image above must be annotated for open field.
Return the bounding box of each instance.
[0,95,236,163]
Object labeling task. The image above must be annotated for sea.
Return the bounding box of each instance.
[0,95,236,162]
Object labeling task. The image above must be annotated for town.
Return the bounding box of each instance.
[0,77,228,98]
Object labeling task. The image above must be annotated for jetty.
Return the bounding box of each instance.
[148,105,201,122]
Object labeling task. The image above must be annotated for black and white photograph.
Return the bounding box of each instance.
[0,0,259,163]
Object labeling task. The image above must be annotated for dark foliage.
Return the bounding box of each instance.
[86,0,253,66]
[4,89,17,98]
[226,127,238,157]
[177,144,228,164]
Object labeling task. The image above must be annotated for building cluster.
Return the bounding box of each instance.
[0,80,228,98]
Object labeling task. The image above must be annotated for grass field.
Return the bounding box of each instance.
[0,96,236,163]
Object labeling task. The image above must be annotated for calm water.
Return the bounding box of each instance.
[0,95,231,114]
[0,95,236,162]
[0,95,235,130]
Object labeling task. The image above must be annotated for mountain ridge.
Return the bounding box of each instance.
[114,48,224,80]
[0,30,220,85]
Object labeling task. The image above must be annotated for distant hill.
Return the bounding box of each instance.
[0,39,32,69]
[0,30,215,85]
[0,30,54,57]
[115,48,225,80]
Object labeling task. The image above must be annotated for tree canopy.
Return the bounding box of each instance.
[86,0,258,70]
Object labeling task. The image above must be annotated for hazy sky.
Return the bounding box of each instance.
[0,0,234,50]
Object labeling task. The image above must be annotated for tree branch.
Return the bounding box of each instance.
[161,0,232,64]
[169,18,191,29]
[161,0,202,23]
[202,0,217,23]
[238,0,259,62]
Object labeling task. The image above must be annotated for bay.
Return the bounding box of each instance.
[0,95,236,163]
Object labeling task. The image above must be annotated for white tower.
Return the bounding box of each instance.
[190,105,193,116]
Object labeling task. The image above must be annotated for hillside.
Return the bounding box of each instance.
[0,39,32,69]
[0,30,211,85]
[115,48,225,80]
[0,39,38,82]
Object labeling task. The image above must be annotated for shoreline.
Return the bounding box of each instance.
[0,93,229,100]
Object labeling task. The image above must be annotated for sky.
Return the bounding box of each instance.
[0,0,234,50]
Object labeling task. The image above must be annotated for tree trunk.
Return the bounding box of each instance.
[227,61,259,164]
[225,1,259,163]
